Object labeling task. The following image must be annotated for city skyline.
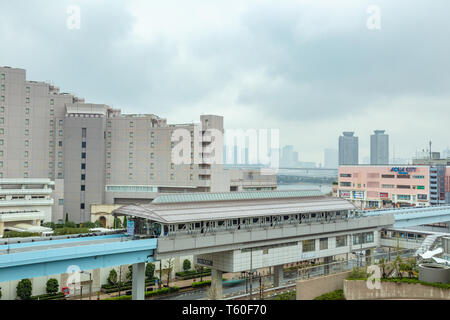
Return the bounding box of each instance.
[1,0,449,164]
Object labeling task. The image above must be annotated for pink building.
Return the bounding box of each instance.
[337,165,436,209]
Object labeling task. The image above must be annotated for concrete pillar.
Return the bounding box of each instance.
[273,265,284,287]
[132,262,145,300]
[323,256,333,275]
[211,269,223,300]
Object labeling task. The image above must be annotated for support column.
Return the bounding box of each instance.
[132,262,145,300]
[211,269,223,300]
[273,265,284,287]
[323,256,333,275]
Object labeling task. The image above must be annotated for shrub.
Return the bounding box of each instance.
[146,263,155,280]
[274,291,296,300]
[17,279,32,300]
[64,221,76,228]
[126,265,133,281]
[192,280,211,288]
[348,267,369,280]
[94,220,104,228]
[107,269,118,286]
[3,231,40,238]
[46,278,59,295]
[183,259,191,272]
[80,221,96,228]
[314,290,345,300]
[114,218,122,229]
[42,222,56,229]
[53,227,90,236]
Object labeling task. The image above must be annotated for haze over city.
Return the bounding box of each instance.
[1,0,449,163]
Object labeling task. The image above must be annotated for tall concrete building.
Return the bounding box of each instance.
[323,148,338,169]
[370,130,389,165]
[0,67,275,223]
[338,132,358,165]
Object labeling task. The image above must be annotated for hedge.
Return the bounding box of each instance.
[3,231,40,238]
[177,272,212,281]
[313,290,345,300]
[347,277,450,290]
[104,286,179,300]
[31,292,66,301]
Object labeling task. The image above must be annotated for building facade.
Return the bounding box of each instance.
[337,165,450,209]
[370,130,389,165]
[339,132,358,165]
[0,67,275,224]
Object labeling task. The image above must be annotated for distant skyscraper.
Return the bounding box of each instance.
[339,132,358,165]
[280,145,299,167]
[370,130,389,164]
[323,149,338,168]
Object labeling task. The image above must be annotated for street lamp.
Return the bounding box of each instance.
[80,271,92,300]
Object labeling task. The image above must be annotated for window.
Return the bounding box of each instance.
[82,128,86,138]
[80,203,85,209]
[0,118,3,124]
[25,129,29,136]
[24,161,28,168]
[58,199,64,205]
[0,161,2,168]
[150,163,154,169]
[26,97,30,104]
[1,84,5,91]
[82,142,86,148]
[81,174,85,180]
[81,185,85,191]
[397,175,410,179]
[1,74,4,80]
[49,162,53,168]
[1,96,4,102]
[50,99,54,105]
[0,140,3,146]
[25,119,30,125]
[58,130,63,136]
[81,152,86,159]
[150,173,154,180]
[58,162,62,168]
[381,184,394,188]
[190,174,193,180]
[24,172,28,178]
[0,128,3,135]
[129,163,133,169]
[151,132,155,138]
[49,130,53,136]
[413,175,425,179]
[151,153,154,159]
[170,174,174,180]
[340,182,351,187]
[130,132,134,138]
[320,238,328,250]
[382,174,395,178]
[25,140,29,146]
[340,173,352,177]
[130,121,134,127]
[58,151,62,158]
[0,151,3,157]
[58,172,63,179]
[50,109,54,116]
[58,141,62,147]
[151,142,155,148]
[1,107,4,113]
[397,185,411,189]
[129,152,133,158]
[302,239,315,253]
[25,108,29,114]
[171,142,174,148]
[171,163,175,169]
[336,235,347,247]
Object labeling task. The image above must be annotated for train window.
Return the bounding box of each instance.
[253,218,258,223]
[284,216,289,220]
[218,221,224,226]
[232,219,238,225]
[178,224,185,230]
[195,223,200,228]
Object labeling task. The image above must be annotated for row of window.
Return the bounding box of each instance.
[301,233,374,253]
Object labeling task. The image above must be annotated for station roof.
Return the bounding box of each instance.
[152,189,324,204]
[113,189,356,224]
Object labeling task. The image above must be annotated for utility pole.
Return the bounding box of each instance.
[249,248,253,300]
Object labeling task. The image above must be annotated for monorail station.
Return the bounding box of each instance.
[114,189,394,299]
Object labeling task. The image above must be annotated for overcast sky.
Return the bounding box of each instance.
[1,0,449,164]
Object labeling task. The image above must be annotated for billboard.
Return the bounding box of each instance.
[340,191,351,198]
[127,220,135,236]
[352,191,364,199]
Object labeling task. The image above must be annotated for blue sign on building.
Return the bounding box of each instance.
[127,220,135,236]
[391,167,416,175]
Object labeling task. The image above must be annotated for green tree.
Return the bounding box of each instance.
[94,220,104,228]
[17,279,32,300]
[164,259,174,286]
[183,259,191,272]
[195,264,205,282]
[114,217,122,229]
[46,278,59,295]
[123,216,128,228]
[65,213,69,223]
[126,265,133,281]
[146,263,155,280]
[107,269,118,286]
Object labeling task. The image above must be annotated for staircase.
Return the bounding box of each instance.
[415,235,442,257]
